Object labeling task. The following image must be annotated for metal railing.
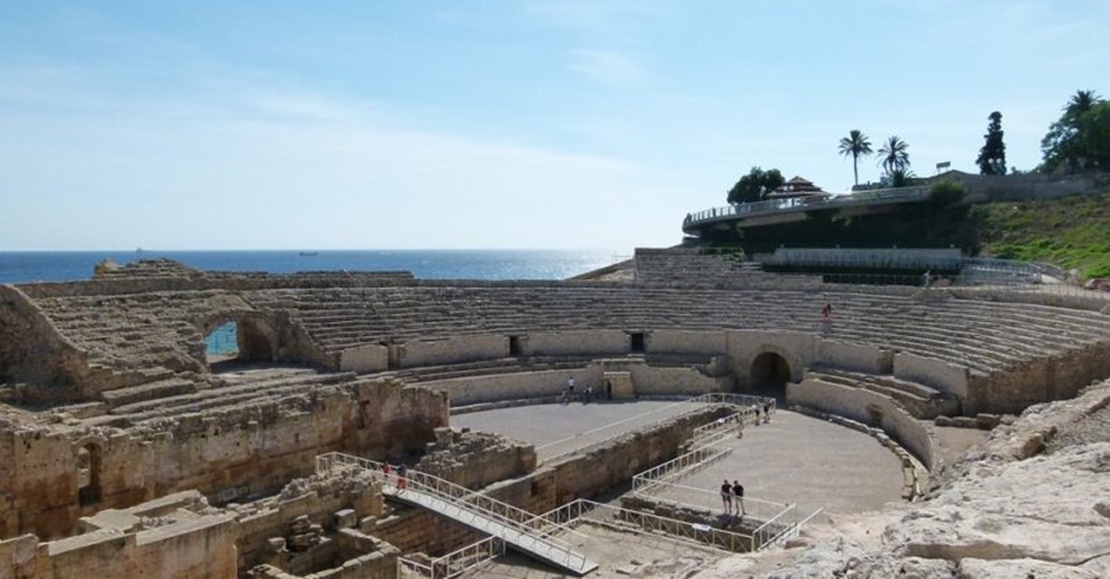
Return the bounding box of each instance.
[687,408,759,448]
[540,393,776,463]
[631,446,733,494]
[631,480,791,529]
[754,507,825,550]
[683,186,930,230]
[534,499,755,553]
[316,452,592,574]
[399,536,506,579]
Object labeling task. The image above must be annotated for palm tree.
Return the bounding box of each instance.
[877,135,910,175]
[838,130,873,186]
[1064,89,1101,120]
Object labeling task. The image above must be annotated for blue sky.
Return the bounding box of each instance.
[1,1,1106,251]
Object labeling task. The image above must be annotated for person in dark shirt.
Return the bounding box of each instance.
[720,479,733,514]
[732,480,745,515]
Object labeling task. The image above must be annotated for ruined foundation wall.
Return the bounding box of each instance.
[1,515,238,579]
[1,383,448,539]
[967,341,1110,415]
[0,285,88,402]
[364,507,480,558]
[483,406,731,514]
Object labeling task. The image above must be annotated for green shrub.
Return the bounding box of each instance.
[929,180,968,206]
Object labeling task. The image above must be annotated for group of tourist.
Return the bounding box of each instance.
[379,462,408,492]
[720,479,746,516]
[561,376,596,405]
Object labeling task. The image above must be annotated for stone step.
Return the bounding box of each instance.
[100,377,198,408]
[109,370,356,416]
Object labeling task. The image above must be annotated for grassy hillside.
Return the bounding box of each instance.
[709,189,1110,280]
[972,192,1110,280]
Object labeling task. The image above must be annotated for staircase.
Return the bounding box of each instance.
[316,452,598,576]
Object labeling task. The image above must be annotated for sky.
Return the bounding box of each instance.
[1,1,1107,251]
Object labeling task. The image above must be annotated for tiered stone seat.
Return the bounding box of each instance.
[806,367,960,418]
[242,284,1110,378]
[631,248,817,288]
[80,368,358,428]
[19,258,1110,416]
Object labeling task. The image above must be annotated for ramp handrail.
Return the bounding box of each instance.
[317,452,592,574]
[537,498,753,553]
[688,407,761,448]
[399,536,506,579]
[541,393,775,463]
[632,446,733,494]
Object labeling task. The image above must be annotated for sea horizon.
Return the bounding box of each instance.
[0,248,630,285]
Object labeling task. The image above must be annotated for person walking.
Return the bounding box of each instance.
[566,376,576,402]
[732,480,746,516]
[720,479,734,514]
[396,464,408,492]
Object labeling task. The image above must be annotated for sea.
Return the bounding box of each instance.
[0,249,626,356]
[0,249,625,285]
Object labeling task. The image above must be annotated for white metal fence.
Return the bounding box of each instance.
[316,452,592,575]
[398,536,505,579]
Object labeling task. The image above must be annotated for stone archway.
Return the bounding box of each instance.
[750,351,792,397]
[201,314,278,368]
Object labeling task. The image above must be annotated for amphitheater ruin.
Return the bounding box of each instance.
[2,250,1110,578]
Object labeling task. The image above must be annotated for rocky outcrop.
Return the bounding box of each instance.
[693,379,1110,578]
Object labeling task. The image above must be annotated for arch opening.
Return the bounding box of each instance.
[204,317,276,370]
[751,351,792,397]
[76,444,102,506]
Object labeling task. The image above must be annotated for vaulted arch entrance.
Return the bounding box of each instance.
[750,351,792,397]
[202,315,277,369]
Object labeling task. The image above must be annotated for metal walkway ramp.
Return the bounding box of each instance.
[317,452,598,576]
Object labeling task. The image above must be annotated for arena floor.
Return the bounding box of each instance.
[450,401,905,517]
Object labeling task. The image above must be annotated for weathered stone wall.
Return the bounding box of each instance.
[234,473,385,572]
[0,381,448,539]
[788,378,938,471]
[0,285,88,402]
[817,340,893,374]
[727,330,817,388]
[401,335,506,368]
[418,369,601,406]
[628,364,728,396]
[0,514,238,579]
[415,428,536,491]
[525,330,629,357]
[892,353,969,400]
[482,406,732,514]
[647,330,727,356]
[364,506,480,557]
[967,341,1110,415]
[338,344,389,373]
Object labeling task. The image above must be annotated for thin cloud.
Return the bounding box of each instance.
[567,49,646,85]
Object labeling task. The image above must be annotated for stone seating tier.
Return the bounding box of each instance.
[79,369,359,428]
[245,286,1110,375]
[805,367,961,419]
[24,283,1110,405]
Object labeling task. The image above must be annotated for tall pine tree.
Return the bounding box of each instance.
[976,111,1006,175]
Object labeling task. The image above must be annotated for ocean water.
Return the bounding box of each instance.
[0,249,625,285]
